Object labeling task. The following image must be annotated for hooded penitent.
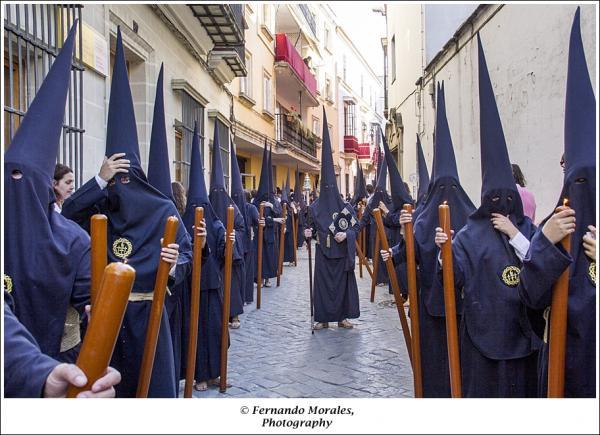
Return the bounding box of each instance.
[410,82,475,397]
[519,7,596,398]
[252,141,280,279]
[180,121,227,383]
[294,164,307,248]
[209,120,245,317]
[62,27,191,397]
[415,134,430,210]
[351,158,368,207]
[4,22,90,359]
[308,108,360,323]
[444,34,539,397]
[282,169,295,263]
[147,63,174,201]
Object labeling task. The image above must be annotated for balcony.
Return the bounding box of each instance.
[275,113,319,159]
[274,33,319,107]
[344,135,359,155]
[357,143,372,160]
[189,4,247,78]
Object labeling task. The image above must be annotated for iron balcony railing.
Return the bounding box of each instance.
[275,113,317,158]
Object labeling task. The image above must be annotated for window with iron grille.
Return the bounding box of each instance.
[175,92,204,189]
[3,4,84,186]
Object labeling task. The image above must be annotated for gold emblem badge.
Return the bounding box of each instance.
[502,266,521,287]
[112,238,133,260]
[3,274,13,294]
[589,261,596,285]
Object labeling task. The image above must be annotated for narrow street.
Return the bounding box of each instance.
[188,240,414,398]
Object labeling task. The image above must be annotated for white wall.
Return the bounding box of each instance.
[390,4,596,223]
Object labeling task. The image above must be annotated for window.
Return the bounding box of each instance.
[324,25,331,51]
[262,4,274,34]
[361,122,367,143]
[240,52,253,99]
[344,101,356,137]
[325,76,332,101]
[217,122,230,189]
[312,116,320,136]
[263,71,273,115]
[176,92,204,189]
[345,173,350,197]
[391,35,396,83]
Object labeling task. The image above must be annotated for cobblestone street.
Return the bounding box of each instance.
[186,240,414,398]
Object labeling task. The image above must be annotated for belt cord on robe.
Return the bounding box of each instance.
[373,208,413,364]
[220,206,235,393]
[439,203,462,398]
[90,214,108,308]
[277,204,287,287]
[256,204,265,309]
[137,216,179,398]
[184,207,204,398]
[403,204,423,398]
[547,199,572,398]
[67,262,135,397]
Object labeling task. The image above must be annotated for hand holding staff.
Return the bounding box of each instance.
[67,262,135,398]
[403,204,423,398]
[547,199,573,398]
[184,207,204,398]
[90,214,108,307]
[256,204,265,309]
[438,202,462,398]
[277,204,287,286]
[373,208,413,364]
[220,206,235,393]
[137,216,179,398]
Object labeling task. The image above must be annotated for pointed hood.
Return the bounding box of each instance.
[255,140,271,202]
[186,122,210,206]
[351,158,367,206]
[552,7,596,290]
[381,127,413,211]
[105,27,142,169]
[210,120,226,191]
[416,134,430,206]
[281,168,291,203]
[475,33,523,219]
[309,108,346,230]
[5,21,78,180]
[563,7,596,181]
[368,139,391,210]
[147,64,173,200]
[268,143,274,196]
[432,82,459,183]
[294,164,306,207]
[230,138,247,217]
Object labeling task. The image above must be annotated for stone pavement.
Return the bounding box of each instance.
[186,240,414,398]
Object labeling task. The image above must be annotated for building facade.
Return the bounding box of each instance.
[385,3,596,219]
[4,3,385,203]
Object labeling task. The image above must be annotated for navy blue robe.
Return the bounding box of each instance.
[244,202,259,303]
[4,298,59,398]
[283,207,295,263]
[252,202,281,280]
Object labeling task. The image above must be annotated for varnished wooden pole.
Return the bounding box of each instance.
[184,207,204,398]
[370,232,380,302]
[67,262,135,397]
[220,206,235,393]
[439,203,462,398]
[90,214,108,307]
[137,216,179,398]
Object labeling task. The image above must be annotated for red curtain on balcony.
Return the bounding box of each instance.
[275,33,317,97]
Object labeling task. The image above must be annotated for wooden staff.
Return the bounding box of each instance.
[355,241,374,279]
[90,214,108,307]
[547,199,572,398]
[373,208,413,364]
[136,216,179,398]
[220,206,235,393]
[184,207,204,398]
[439,202,462,398]
[370,232,381,303]
[277,203,287,286]
[307,232,314,334]
[67,262,135,398]
[291,208,298,266]
[358,207,364,278]
[403,204,423,398]
[256,204,265,310]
